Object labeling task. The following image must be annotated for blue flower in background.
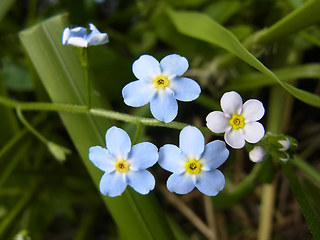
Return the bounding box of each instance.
[158,126,229,196]
[62,23,109,47]
[88,126,158,197]
[122,54,201,123]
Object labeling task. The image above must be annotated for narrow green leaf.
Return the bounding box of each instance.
[255,0,320,44]
[0,0,15,22]
[282,163,320,239]
[19,14,174,239]
[168,9,320,108]
[225,64,320,90]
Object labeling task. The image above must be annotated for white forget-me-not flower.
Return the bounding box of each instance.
[206,91,265,149]
[62,23,108,47]
[88,126,158,197]
[158,126,229,196]
[122,54,201,123]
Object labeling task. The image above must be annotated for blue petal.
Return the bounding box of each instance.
[127,170,155,195]
[88,146,115,172]
[105,127,131,158]
[129,142,158,170]
[201,140,229,170]
[160,54,188,78]
[179,126,204,159]
[150,90,178,123]
[99,172,127,197]
[158,144,185,173]
[195,170,225,196]
[170,77,201,102]
[132,55,161,80]
[167,173,195,194]
[87,23,109,46]
[122,80,156,107]
[62,27,70,44]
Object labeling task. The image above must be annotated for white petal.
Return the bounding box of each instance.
[88,146,115,172]
[105,127,131,158]
[242,122,265,144]
[242,99,265,122]
[221,91,243,115]
[132,55,161,80]
[158,144,185,173]
[99,172,127,197]
[179,126,204,159]
[167,173,195,194]
[127,170,155,195]
[206,111,229,133]
[195,170,225,196]
[129,142,158,170]
[87,23,109,45]
[66,37,88,47]
[225,129,246,149]
[249,146,266,162]
[150,90,178,123]
[201,140,229,170]
[122,80,156,107]
[170,77,201,102]
[62,27,70,44]
[160,54,189,78]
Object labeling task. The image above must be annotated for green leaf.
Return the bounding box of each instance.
[0,0,15,22]
[282,163,320,239]
[255,0,320,44]
[19,14,174,240]
[167,9,320,108]
[225,64,320,90]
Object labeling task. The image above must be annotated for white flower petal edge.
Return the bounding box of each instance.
[206,111,229,133]
[206,91,265,149]
[249,146,266,163]
[62,23,108,47]
[221,91,242,115]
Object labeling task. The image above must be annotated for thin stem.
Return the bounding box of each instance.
[80,48,91,110]
[16,108,47,144]
[0,96,216,135]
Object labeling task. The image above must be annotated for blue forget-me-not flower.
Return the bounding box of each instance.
[88,126,158,197]
[62,23,109,47]
[158,126,229,196]
[122,54,201,123]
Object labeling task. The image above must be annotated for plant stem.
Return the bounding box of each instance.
[0,95,216,135]
[16,108,47,145]
[80,48,91,110]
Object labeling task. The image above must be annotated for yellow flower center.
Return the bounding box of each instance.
[229,114,245,129]
[115,159,130,173]
[154,75,169,89]
[185,159,202,174]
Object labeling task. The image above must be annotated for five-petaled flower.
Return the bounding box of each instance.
[158,126,229,196]
[206,91,265,149]
[62,23,109,47]
[122,54,201,123]
[88,126,158,197]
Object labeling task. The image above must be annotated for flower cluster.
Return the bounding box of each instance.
[63,24,267,197]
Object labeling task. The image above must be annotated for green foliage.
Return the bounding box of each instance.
[0,0,320,239]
